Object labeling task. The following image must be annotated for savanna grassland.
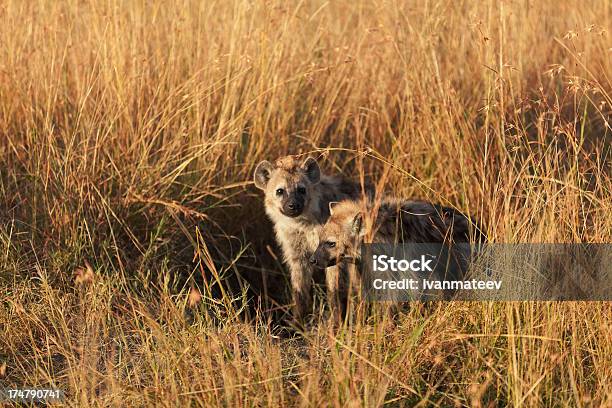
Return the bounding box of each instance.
[0,0,611,406]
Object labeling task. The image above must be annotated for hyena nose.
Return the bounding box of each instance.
[288,202,300,210]
[309,256,318,265]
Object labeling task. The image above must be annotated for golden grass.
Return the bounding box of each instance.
[0,0,610,406]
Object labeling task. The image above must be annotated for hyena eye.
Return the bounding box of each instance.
[275,188,284,196]
[326,241,336,248]
[297,186,306,195]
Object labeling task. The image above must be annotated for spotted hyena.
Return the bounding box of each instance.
[253,155,368,322]
[310,198,486,306]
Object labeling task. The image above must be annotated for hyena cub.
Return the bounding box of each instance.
[310,198,486,305]
[253,155,366,321]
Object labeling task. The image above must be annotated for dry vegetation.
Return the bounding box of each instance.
[0,0,611,406]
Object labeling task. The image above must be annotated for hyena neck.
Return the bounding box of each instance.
[304,186,326,223]
[350,236,365,262]
[269,212,319,233]
[268,208,322,257]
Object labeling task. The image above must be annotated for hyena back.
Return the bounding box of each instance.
[253,155,366,321]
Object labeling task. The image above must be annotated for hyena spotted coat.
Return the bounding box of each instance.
[310,198,486,306]
[253,155,368,321]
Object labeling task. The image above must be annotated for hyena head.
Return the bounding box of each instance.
[310,200,364,268]
[254,155,321,219]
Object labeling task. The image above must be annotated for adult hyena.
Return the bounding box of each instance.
[253,155,367,322]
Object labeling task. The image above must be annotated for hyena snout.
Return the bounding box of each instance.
[309,247,336,268]
[308,253,321,267]
[281,195,305,217]
[284,199,303,215]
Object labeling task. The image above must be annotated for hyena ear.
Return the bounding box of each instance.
[302,157,321,184]
[351,213,363,235]
[328,201,339,215]
[253,160,274,190]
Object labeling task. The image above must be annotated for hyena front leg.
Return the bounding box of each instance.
[325,265,342,324]
[288,257,313,322]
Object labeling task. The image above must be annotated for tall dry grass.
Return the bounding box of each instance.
[0,0,610,406]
